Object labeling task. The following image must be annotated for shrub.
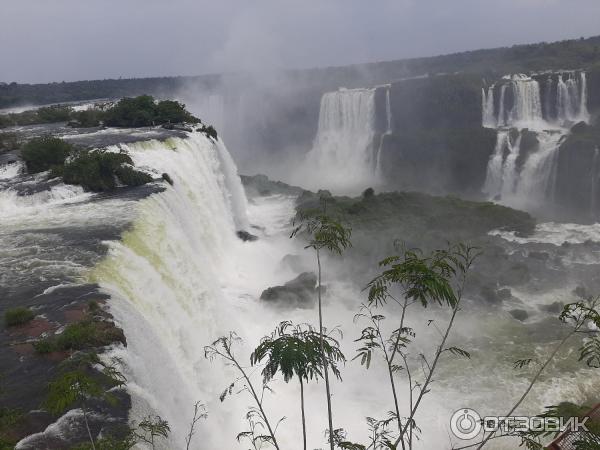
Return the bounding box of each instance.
[69,109,105,128]
[114,165,153,187]
[62,150,150,192]
[34,319,125,354]
[4,307,34,327]
[0,132,19,153]
[103,95,199,128]
[20,137,74,173]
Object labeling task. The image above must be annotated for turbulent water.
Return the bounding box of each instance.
[482,72,589,209]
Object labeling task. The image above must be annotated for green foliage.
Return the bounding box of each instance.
[0,132,19,153]
[63,150,151,192]
[366,246,468,308]
[20,136,74,173]
[4,307,34,327]
[133,416,171,450]
[296,190,536,247]
[251,321,346,383]
[0,407,23,449]
[0,105,73,128]
[197,124,218,140]
[44,352,126,415]
[103,95,198,127]
[69,109,105,128]
[34,318,124,354]
[291,211,352,255]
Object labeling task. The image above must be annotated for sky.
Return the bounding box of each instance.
[1,0,599,84]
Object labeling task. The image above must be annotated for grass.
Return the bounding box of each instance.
[4,307,34,327]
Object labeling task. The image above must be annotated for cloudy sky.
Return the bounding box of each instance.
[1,0,599,84]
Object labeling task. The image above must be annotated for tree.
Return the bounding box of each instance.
[133,416,170,450]
[251,321,346,450]
[355,243,479,450]
[20,136,74,173]
[291,207,352,450]
[205,333,282,450]
[44,352,127,450]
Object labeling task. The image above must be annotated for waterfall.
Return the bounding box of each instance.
[483,131,521,198]
[375,85,392,176]
[482,71,590,209]
[300,87,378,194]
[592,147,600,218]
[508,74,543,127]
[91,133,254,448]
[482,86,495,128]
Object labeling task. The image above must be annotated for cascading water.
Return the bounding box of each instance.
[482,71,590,208]
[299,87,379,194]
[375,85,393,177]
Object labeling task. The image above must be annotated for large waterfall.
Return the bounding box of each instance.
[482,72,589,208]
[299,87,380,194]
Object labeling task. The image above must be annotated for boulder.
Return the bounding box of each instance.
[237,230,258,242]
[260,272,320,309]
[540,301,564,314]
[509,309,528,321]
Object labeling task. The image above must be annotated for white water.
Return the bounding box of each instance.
[76,132,599,450]
[0,183,92,218]
[482,72,589,208]
[0,161,22,180]
[375,85,392,177]
[297,87,379,194]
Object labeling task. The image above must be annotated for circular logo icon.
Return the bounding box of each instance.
[450,408,482,440]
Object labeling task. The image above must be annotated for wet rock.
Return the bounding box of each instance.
[260,272,320,308]
[499,262,531,286]
[509,309,528,321]
[528,251,550,261]
[540,301,564,314]
[237,230,258,242]
[497,288,512,301]
[573,285,590,299]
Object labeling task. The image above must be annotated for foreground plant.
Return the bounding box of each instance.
[251,321,346,450]
[44,352,127,450]
[354,243,479,450]
[291,207,352,450]
[452,296,600,450]
[205,332,282,450]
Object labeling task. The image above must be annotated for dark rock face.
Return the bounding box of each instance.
[379,74,497,194]
[509,309,529,321]
[237,230,258,242]
[260,272,320,309]
[554,122,600,221]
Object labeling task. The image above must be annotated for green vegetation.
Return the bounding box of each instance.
[103,95,198,127]
[4,307,34,327]
[251,322,345,450]
[0,407,23,449]
[62,150,152,192]
[0,105,73,128]
[297,190,535,241]
[0,95,199,130]
[45,352,126,449]
[0,132,19,153]
[33,318,124,354]
[20,136,74,173]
